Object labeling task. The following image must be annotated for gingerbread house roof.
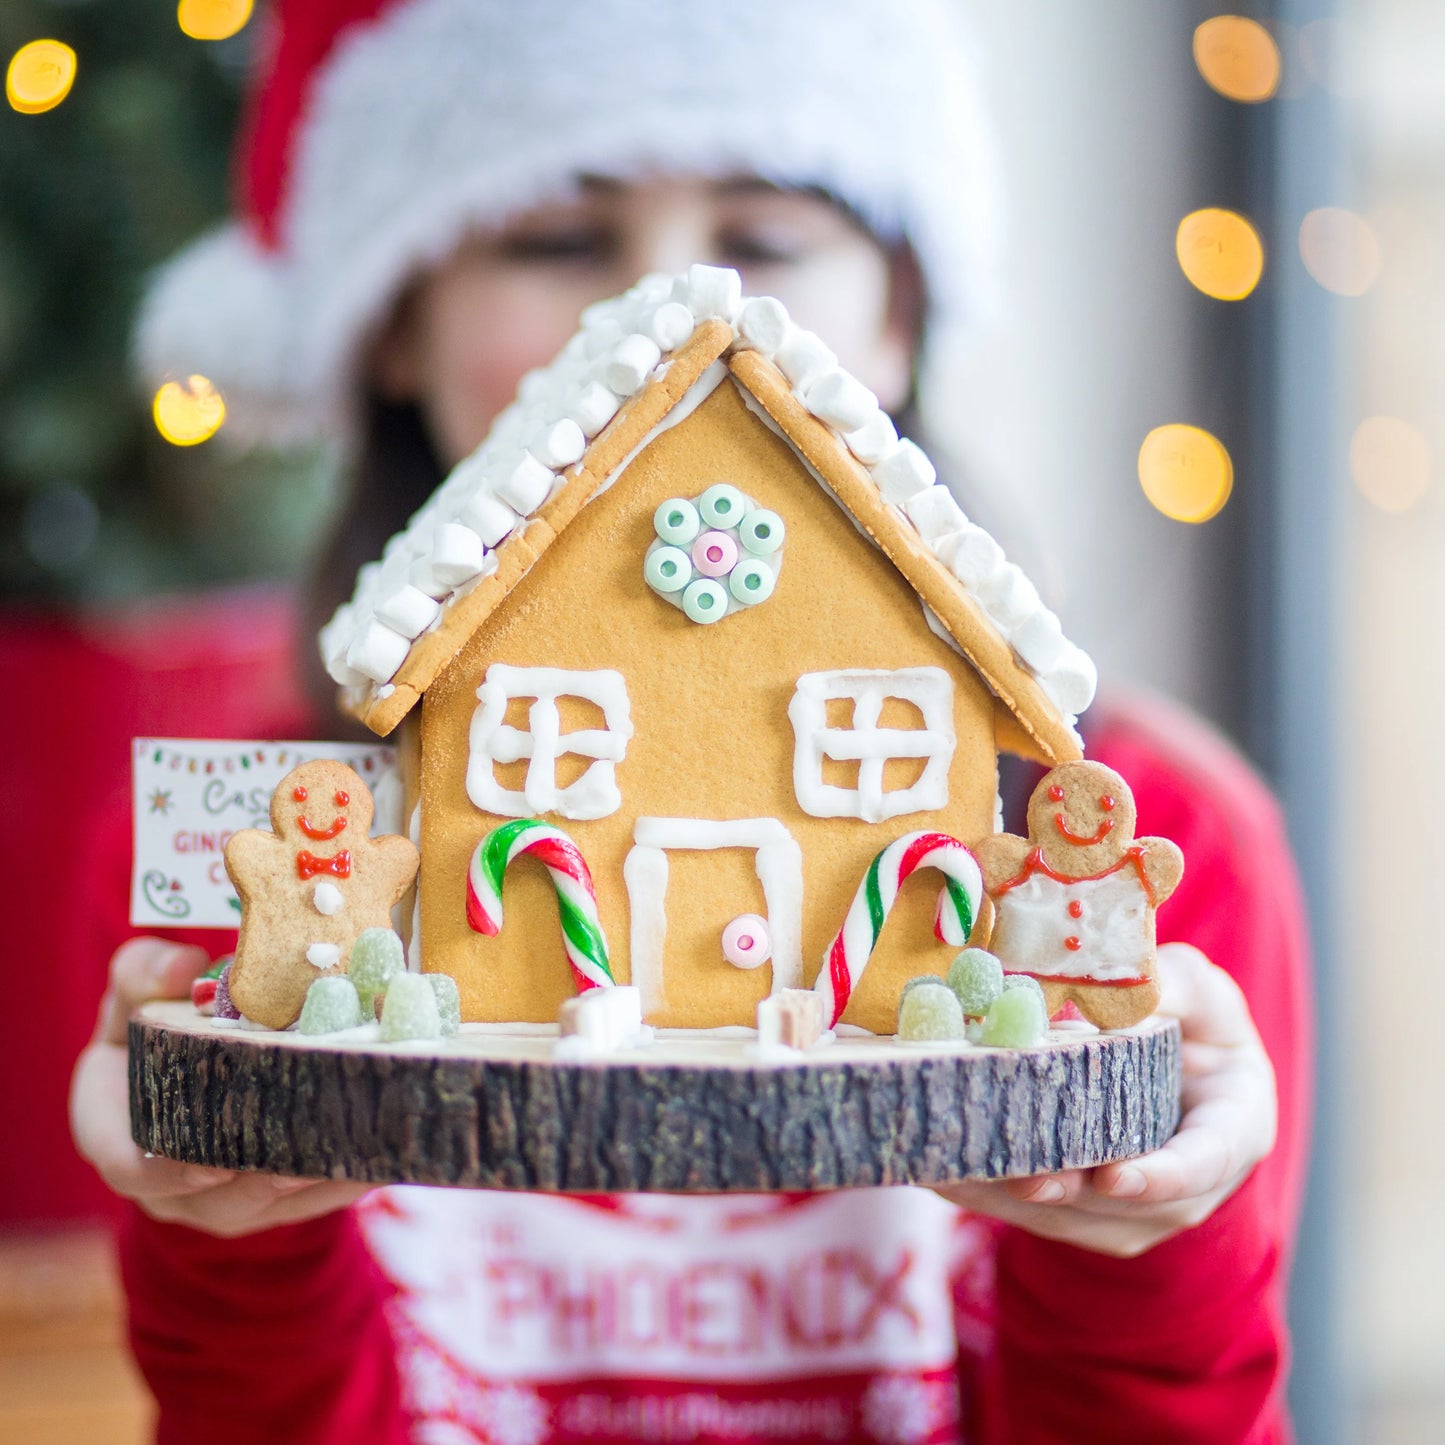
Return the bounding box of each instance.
[322,266,1096,761]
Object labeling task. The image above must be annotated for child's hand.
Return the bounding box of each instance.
[933,943,1277,1257]
[70,937,371,1237]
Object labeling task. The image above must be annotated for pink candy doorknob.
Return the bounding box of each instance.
[722,913,771,969]
[691,530,740,578]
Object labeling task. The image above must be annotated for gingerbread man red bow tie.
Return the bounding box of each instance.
[296,849,352,880]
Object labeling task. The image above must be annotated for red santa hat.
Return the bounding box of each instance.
[136,0,1001,444]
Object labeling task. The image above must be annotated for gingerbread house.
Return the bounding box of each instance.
[322,266,1096,1035]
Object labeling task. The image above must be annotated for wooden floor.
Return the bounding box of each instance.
[0,1228,155,1445]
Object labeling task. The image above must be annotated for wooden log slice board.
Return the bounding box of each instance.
[130,1002,1181,1193]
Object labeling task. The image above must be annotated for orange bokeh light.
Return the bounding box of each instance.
[1193,16,1282,103]
[177,0,254,43]
[1138,425,1234,524]
[153,376,227,447]
[6,39,76,115]
[1176,208,1265,301]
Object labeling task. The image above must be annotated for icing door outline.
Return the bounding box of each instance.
[623,817,803,1016]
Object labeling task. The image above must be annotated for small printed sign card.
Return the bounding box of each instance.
[131,738,399,929]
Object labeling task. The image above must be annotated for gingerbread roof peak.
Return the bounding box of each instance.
[321,264,1096,747]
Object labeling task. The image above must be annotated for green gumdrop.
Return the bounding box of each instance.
[1002,974,1048,1013]
[980,987,1049,1049]
[897,981,966,1042]
[900,973,946,1001]
[946,948,1004,1017]
[426,973,461,1036]
[349,928,405,997]
[298,976,364,1035]
[380,972,443,1042]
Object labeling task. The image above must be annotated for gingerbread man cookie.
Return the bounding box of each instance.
[972,760,1183,1031]
[224,760,419,1030]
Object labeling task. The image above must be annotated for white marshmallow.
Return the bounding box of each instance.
[570,380,624,438]
[580,295,628,330]
[903,484,968,546]
[844,411,899,466]
[684,263,742,321]
[645,300,696,352]
[375,584,441,640]
[558,985,644,1052]
[774,331,836,393]
[628,272,674,307]
[602,334,663,395]
[735,296,791,355]
[408,556,451,600]
[346,619,410,684]
[804,369,879,433]
[461,491,523,549]
[870,439,936,505]
[1043,646,1098,716]
[325,652,369,687]
[429,522,488,586]
[532,418,587,469]
[517,367,551,405]
[1011,608,1067,673]
[978,563,1040,630]
[306,942,341,970]
[946,524,1004,588]
[496,453,556,514]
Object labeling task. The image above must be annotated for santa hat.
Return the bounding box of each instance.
[136,0,1001,446]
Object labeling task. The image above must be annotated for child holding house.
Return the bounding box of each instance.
[71,2,1308,1441]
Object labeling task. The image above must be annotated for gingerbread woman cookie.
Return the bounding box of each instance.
[224,760,419,1030]
[972,760,1183,1031]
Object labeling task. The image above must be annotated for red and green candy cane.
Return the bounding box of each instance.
[466,818,614,992]
[814,831,983,1028]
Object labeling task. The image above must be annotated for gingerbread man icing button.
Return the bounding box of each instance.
[224,760,419,1030]
[972,760,1184,1031]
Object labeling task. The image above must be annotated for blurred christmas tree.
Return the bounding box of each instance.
[0,1,333,605]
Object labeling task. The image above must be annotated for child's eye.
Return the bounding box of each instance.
[716,228,808,268]
[495,225,618,264]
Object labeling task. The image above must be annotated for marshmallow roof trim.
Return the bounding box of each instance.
[322,264,1096,737]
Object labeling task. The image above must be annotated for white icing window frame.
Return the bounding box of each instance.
[788,667,956,823]
[467,664,633,821]
[623,817,804,1017]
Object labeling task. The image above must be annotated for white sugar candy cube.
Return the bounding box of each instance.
[558,985,644,1052]
[757,989,826,1051]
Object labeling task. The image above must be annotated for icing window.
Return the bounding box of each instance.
[788,668,955,823]
[468,665,633,821]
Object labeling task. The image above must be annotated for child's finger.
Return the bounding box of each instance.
[1094,1117,1237,1205]
[1003,1170,1088,1206]
[94,938,211,1046]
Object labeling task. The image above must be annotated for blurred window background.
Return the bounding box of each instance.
[1,2,1439,1442]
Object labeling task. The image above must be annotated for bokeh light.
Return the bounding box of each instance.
[6,40,76,115]
[153,375,227,446]
[1299,207,1381,296]
[1138,424,1234,524]
[1176,208,1265,300]
[1193,16,1282,103]
[177,0,254,43]
[1350,417,1430,514]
